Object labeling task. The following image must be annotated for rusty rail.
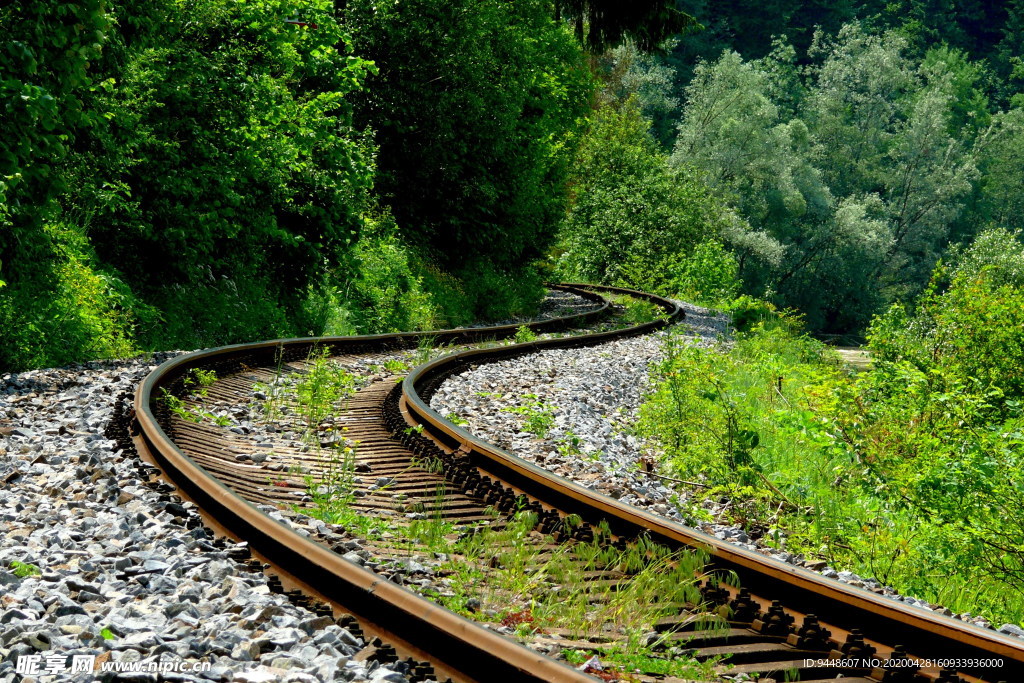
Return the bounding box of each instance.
[132,282,1024,682]
[132,284,625,683]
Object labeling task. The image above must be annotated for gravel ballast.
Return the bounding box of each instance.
[0,357,412,683]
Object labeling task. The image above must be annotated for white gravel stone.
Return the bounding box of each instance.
[0,357,409,681]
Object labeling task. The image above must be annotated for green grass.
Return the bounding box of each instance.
[637,306,1024,626]
[294,449,722,676]
[513,324,538,344]
[502,394,556,438]
[159,368,231,426]
[294,347,358,437]
[10,561,41,578]
[607,293,664,324]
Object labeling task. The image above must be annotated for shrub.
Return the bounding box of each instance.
[638,233,1024,622]
[0,224,149,370]
[556,100,735,293]
[869,228,1024,406]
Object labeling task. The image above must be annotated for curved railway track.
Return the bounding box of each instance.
[127,283,1023,683]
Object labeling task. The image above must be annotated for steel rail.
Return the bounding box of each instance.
[132,278,1024,683]
[132,284,634,683]
[399,284,1024,683]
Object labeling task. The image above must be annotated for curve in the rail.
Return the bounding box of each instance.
[400,284,1024,683]
[132,283,663,683]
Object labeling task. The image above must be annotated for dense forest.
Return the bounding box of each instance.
[4,1,1023,366]
[0,0,686,369]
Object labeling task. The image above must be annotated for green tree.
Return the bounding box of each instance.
[595,40,681,147]
[556,99,738,299]
[870,228,1024,402]
[970,107,1024,235]
[0,1,109,241]
[81,0,376,348]
[553,1,697,52]
[669,24,985,332]
[808,26,982,304]
[344,0,592,285]
[854,229,1024,596]
[0,1,138,368]
[0,0,377,368]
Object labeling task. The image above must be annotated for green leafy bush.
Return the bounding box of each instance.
[725,296,782,333]
[0,224,149,368]
[869,228,1024,405]
[639,234,1024,623]
[0,0,377,368]
[638,312,832,499]
[325,215,440,335]
[80,0,375,347]
[666,240,740,305]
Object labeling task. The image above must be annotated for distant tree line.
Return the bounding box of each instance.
[556,3,1024,334]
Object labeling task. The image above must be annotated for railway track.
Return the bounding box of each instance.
[127,283,1023,683]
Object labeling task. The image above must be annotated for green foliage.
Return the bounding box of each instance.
[606,294,662,324]
[0,224,148,368]
[0,0,377,368]
[594,40,681,147]
[555,99,738,297]
[869,228,1024,410]
[303,441,360,527]
[616,240,740,306]
[503,395,556,438]
[638,313,829,498]
[821,237,1024,612]
[10,561,42,578]
[161,369,230,426]
[0,2,138,369]
[0,1,109,237]
[316,215,440,336]
[451,261,547,324]
[671,0,860,77]
[313,213,550,336]
[640,234,1024,622]
[671,240,740,304]
[295,348,357,434]
[668,1,1021,110]
[553,1,697,52]
[972,107,1024,235]
[81,0,375,346]
[726,296,783,333]
[514,326,538,344]
[671,24,985,333]
[345,0,592,275]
